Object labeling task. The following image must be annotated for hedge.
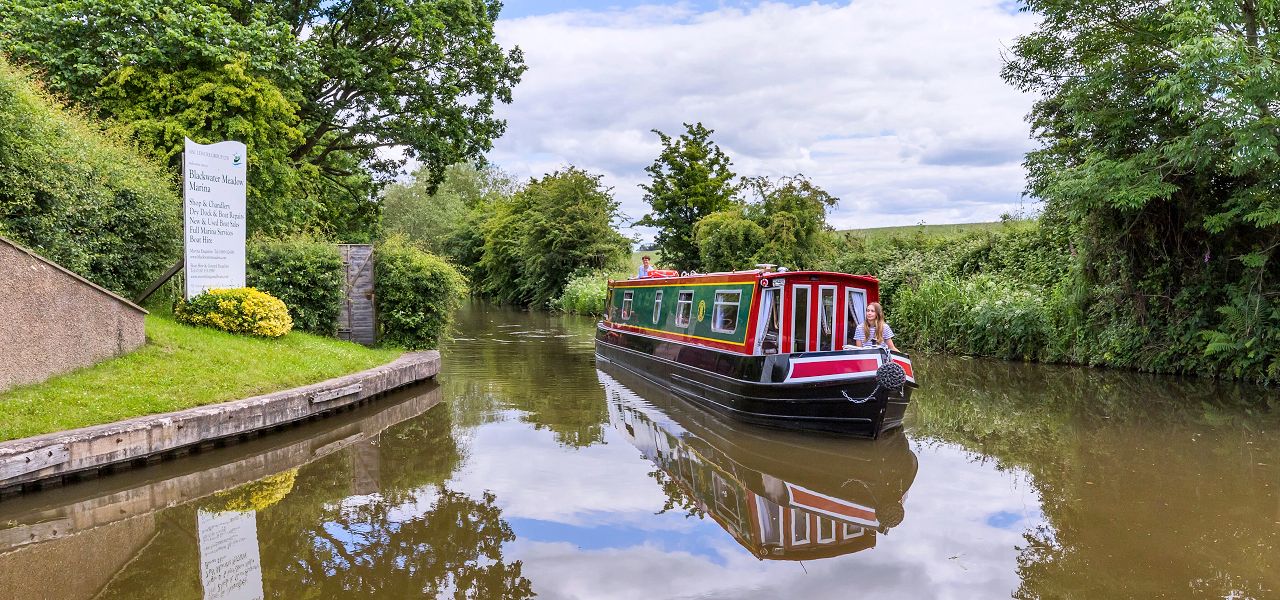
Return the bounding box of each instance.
[374,236,468,349]
[0,56,180,296]
[247,235,344,334]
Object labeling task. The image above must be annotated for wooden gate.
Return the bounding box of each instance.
[338,244,377,345]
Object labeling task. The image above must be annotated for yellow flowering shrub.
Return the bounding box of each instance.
[207,469,298,512]
[176,287,293,338]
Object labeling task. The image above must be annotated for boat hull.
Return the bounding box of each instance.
[595,325,915,438]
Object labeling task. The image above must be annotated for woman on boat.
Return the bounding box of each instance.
[854,302,898,351]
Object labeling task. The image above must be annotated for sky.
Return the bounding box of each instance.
[485,0,1041,239]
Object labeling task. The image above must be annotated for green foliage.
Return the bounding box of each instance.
[0,0,525,241]
[0,57,180,296]
[176,287,294,337]
[96,60,310,235]
[553,269,628,315]
[744,174,838,269]
[246,235,344,334]
[694,208,765,272]
[1002,0,1280,383]
[477,167,632,307]
[382,162,518,266]
[375,236,468,349]
[636,122,740,272]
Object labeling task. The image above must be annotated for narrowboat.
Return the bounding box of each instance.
[600,361,918,560]
[595,267,918,437]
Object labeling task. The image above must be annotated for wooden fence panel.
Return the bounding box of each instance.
[338,244,377,345]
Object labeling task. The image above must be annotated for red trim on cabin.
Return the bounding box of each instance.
[607,270,882,356]
[789,358,880,379]
[893,359,913,379]
[603,322,752,354]
[788,485,876,523]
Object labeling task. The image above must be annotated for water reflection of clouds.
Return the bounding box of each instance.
[438,384,1049,599]
[453,429,1045,599]
[448,418,687,529]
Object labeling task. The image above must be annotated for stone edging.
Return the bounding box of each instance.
[0,351,440,491]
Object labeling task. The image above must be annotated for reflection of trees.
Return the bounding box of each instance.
[264,487,532,599]
[911,355,1280,598]
[99,394,534,599]
[445,301,610,448]
[648,467,705,519]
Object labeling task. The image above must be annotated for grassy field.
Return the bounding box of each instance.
[838,220,1035,240]
[0,315,402,441]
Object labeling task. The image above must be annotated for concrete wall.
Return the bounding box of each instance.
[0,236,147,392]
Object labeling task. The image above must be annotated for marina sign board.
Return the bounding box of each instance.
[184,138,247,299]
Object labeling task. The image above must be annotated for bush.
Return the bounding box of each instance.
[375,237,468,349]
[554,270,615,315]
[247,235,343,334]
[176,287,293,337]
[0,57,180,297]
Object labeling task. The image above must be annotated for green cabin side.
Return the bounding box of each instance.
[607,282,757,345]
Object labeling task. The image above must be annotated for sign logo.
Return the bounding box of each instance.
[697,300,706,322]
[232,153,243,167]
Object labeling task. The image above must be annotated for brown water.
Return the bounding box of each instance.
[1,301,1279,599]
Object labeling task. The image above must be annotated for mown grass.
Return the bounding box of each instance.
[839,221,1034,240]
[0,315,403,441]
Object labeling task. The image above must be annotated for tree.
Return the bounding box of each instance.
[0,0,525,240]
[382,162,517,264]
[636,122,740,272]
[478,167,632,307]
[747,175,838,269]
[693,174,838,272]
[95,60,310,235]
[1003,0,1280,381]
[693,208,765,272]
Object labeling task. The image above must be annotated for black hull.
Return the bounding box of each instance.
[595,325,914,438]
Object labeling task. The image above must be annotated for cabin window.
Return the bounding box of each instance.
[621,290,634,320]
[757,498,783,546]
[844,288,868,347]
[653,290,663,324]
[711,290,741,334]
[756,288,781,354]
[819,286,836,351]
[675,290,694,327]
[791,286,811,353]
[791,509,810,545]
[843,523,864,538]
[817,518,836,543]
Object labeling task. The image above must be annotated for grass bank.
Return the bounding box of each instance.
[0,315,402,441]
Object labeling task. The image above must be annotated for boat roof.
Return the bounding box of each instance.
[610,269,880,288]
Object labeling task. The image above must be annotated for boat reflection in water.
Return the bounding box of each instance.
[599,359,918,561]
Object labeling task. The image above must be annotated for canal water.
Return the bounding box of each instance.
[1,302,1278,599]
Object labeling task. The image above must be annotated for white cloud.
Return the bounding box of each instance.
[490,0,1039,238]
[498,441,1040,600]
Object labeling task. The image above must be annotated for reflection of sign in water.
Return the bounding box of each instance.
[197,510,264,600]
[184,138,248,298]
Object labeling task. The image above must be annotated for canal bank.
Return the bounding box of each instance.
[0,302,1278,599]
[0,351,440,494]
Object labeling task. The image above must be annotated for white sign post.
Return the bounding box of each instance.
[184,138,248,299]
